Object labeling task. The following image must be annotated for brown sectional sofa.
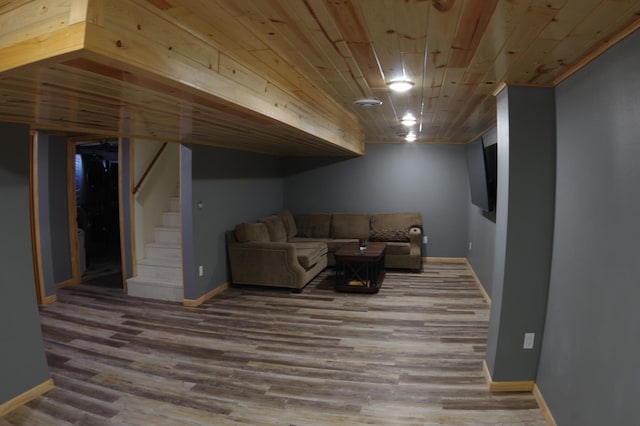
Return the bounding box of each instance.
[226,210,423,291]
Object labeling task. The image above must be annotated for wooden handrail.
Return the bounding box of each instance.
[132,142,168,194]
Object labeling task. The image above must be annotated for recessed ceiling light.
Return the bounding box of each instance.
[353,98,383,107]
[387,80,414,92]
[401,113,417,126]
[405,132,417,142]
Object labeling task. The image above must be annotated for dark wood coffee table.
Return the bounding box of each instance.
[334,242,386,293]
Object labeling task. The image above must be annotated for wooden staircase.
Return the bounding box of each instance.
[127,196,183,302]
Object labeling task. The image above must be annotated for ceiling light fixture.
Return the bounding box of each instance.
[405,132,417,142]
[387,79,414,92]
[353,98,383,107]
[401,113,417,126]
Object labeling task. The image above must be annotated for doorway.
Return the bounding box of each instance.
[74,139,123,288]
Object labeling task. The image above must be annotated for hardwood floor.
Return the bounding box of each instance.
[2,262,547,425]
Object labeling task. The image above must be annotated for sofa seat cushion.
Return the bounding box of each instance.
[384,241,411,255]
[259,215,287,242]
[331,213,370,239]
[326,239,358,252]
[235,222,270,242]
[289,236,333,244]
[292,242,328,269]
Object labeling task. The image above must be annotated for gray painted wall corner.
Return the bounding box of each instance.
[537,28,640,426]
[180,145,197,300]
[0,123,51,404]
[486,86,556,382]
[188,145,283,300]
[284,143,470,257]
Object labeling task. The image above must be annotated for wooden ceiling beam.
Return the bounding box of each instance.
[0,0,364,156]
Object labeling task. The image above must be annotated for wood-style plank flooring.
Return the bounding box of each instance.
[2,262,547,425]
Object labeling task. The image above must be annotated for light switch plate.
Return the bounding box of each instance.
[523,332,535,349]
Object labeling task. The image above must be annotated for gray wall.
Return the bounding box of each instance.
[486,85,556,381]
[48,135,72,284]
[119,138,134,279]
[467,204,496,293]
[0,123,51,404]
[181,145,195,299]
[283,143,470,257]
[35,134,56,296]
[184,142,470,300]
[537,29,640,426]
[187,145,284,299]
[467,128,497,294]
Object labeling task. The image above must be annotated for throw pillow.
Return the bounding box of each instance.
[369,228,410,242]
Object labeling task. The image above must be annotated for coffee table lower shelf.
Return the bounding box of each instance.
[334,242,386,294]
[335,270,386,293]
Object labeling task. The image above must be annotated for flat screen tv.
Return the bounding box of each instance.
[466,137,497,212]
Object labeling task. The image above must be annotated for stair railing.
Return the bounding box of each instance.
[132,142,168,195]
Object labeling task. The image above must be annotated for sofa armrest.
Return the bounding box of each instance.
[408,226,422,246]
[227,240,305,288]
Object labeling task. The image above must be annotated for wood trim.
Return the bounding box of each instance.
[117,137,128,291]
[132,142,167,194]
[0,0,34,16]
[30,133,47,305]
[55,279,74,290]
[492,81,507,97]
[553,17,640,86]
[183,283,228,307]
[0,378,54,418]
[533,384,558,426]
[29,132,43,304]
[128,138,137,277]
[43,294,57,304]
[424,257,466,263]
[67,140,81,285]
[464,259,491,306]
[493,81,554,97]
[482,360,535,392]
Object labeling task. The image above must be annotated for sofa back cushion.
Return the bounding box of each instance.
[234,222,270,242]
[294,213,331,238]
[276,210,297,239]
[371,212,423,231]
[259,215,287,242]
[331,213,370,239]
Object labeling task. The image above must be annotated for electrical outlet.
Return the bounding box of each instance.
[468,241,472,251]
[423,236,428,244]
[523,332,535,349]
[198,265,204,277]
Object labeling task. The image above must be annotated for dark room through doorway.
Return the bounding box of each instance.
[75,139,122,288]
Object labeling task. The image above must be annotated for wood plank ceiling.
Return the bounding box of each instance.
[0,0,639,155]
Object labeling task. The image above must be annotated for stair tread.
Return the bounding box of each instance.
[154,226,181,232]
[146,241,181,248]
[138,257,182,267]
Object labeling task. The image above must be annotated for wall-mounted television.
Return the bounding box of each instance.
[466,137,497,212]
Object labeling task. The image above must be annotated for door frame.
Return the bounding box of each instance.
[29,131,46,304]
